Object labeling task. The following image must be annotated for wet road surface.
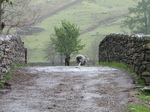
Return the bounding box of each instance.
[0,66,137,112]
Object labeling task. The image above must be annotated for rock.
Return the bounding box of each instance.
[143,43,150,49]
[4,82,11,86]
[142,86,150,92]
[0,89,10,94]
[142,71,150,76]
[146,64,150,71]
[47,107,53,109]
[145,53,150,61]
[0,39,3,45]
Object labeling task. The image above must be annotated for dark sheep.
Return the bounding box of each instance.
[65,56,70,66]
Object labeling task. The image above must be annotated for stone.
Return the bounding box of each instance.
[0,39,3,45]
[0,46,5,51]
[143,77,150,84]
[146,64,150,71]
[142,86,150,93]
[133,59,140,66]
[139,53,145,61]
[143,43,150,49]
[142,61,149,65]
[128,48,135,55]
[0,89,10,94]
[2,68,7,73]
[5,48,10,52]
[145,53,150,61]
[140,65,146,72]
[142,71,150,76]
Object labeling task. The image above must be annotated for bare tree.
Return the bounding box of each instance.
[0,0,12,34]
[0,0,40,34]
[121,0,150,34]
[86,37,102,65]
[44,40,61,66]
[91,39,100,65]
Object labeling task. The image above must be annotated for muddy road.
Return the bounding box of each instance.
[0,66,139,112]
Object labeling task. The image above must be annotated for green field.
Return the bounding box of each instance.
[22,0,140,62]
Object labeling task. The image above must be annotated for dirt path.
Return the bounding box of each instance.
[0,66,140,112]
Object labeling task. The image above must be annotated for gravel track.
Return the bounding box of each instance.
[0,66,140,112]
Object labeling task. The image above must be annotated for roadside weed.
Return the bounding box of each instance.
[127,105,150,112]
[99,62,133,73]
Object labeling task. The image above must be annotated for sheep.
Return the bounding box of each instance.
[76,54,88,66]
[65,56,70,66]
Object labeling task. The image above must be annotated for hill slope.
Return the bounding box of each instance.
[22,0,140,62]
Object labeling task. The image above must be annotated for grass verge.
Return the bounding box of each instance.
[127,88,150,112]
[99,62,133,73]
[136,87,150,101]
[0,81,5,89]
[0,63,27,89]
[0,72,13,89]
[136,76,146,86]
[11,63,27,70]
[137,94,150,102]
[127,105,150,112]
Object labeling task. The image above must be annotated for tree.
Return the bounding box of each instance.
[44,39,61,66]
[84,37,101,65]
[0,0,12,34]
[89,38,100,65]
[51,20,85,65]
[0,0,40,34]
[122,0,150,34]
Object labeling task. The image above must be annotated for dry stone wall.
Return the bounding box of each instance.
[99,33,150,85]
[0,35,27,78]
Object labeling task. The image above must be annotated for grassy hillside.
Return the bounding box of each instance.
[22,0,140,62]
[30,0,75,17]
